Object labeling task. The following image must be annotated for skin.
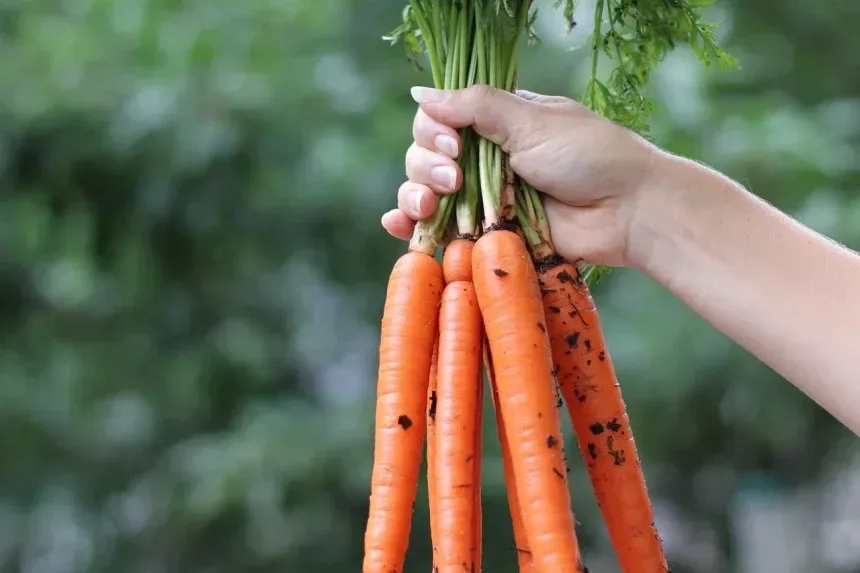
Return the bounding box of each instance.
[382,84,860,438]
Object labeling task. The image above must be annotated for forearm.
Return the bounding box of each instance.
[631,152,860,433]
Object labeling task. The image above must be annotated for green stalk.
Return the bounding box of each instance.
[410,1,444,88]
[456,132,481,236]
[466,28,478,85]
[458,1,470,89]
[474,4,528,228]
[408,0,465,254]
[514,190,541,248]
[431,0,444,60]
[504,0,531,91]
[444,4,459,89]
[488,32,502,211]
[517,180,609,285]
[401,2,543,242]
[515,181,556,261]
[472,11,500,228]
[454,2,479,237]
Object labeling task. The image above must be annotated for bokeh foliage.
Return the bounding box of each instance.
[1,0,859,572]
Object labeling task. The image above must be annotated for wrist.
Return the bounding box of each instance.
[625,149,720,278]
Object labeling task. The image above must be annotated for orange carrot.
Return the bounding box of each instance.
[442,238,474,283]
[427,341,440,570]
[539,260,667,573]
[484,343,536,573]
[364,251,444,573]
[472,229,584,573]
[472,369,483,573]
[436,243,483,572]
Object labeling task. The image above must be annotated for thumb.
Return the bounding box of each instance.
[410,84,532,151]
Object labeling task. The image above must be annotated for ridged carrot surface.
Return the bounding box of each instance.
[538,260,667,573]
[472,230,584,573]
[484,342,536,573]
[435,279,483,572]
[472,366,483,573]
[442,239,474,284]
[427,341,440,570]
[364,251,444,573]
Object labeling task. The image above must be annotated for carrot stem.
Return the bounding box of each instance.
[410,0,488,255]
[456,131,480,236]
[409,1,444,89]
[516,180,614,285]
[514,181,556,261]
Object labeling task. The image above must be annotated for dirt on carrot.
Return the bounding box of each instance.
[427,340,440,569]
[364,251,444,573]
[539,260,668,573]
[472,229,585,573]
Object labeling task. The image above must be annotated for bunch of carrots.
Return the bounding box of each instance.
[363,2,678,572]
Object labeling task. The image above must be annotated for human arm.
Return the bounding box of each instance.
[630,152,860,434]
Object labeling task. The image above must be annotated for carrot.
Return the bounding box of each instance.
[539,260,668,573]
[443,239,474,283]
[514,180,666,572]
[435,242,483,572]
[472,368,483,573]
[472,229,584,573]
[364,251,445,573]
[446,238,484,572]
[427,341,440,570]
[484,342,536,573]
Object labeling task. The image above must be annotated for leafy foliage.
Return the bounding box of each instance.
[584,0,737,135]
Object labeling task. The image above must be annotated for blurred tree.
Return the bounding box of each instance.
[0,0,858,572]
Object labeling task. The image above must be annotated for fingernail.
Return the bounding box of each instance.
[430,166,456,190]
[413,192,424,216]
[381,210,395,226]
[411,86,450,103]
[434,135,459,158]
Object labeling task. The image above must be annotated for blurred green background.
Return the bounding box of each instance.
[2,0,860,572]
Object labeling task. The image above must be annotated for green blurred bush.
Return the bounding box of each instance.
[0,1,858,572]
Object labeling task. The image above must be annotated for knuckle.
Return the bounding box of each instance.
[397,181,419,199]
[404,143,419,171]
[411,110,427,141]
[466,84,495,107]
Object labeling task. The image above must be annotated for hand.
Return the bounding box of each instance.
[381,84,666,268]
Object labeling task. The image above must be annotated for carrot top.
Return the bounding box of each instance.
[515,180,614,286]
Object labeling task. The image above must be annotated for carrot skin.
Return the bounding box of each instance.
[484,342,537,573]
[435,281,483,573]
[427,341,440,570]
[472,230,584,573]
[364,251,445,573]
[539,262,668,573]
[472,365,483,573]
[443,239,475,283]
